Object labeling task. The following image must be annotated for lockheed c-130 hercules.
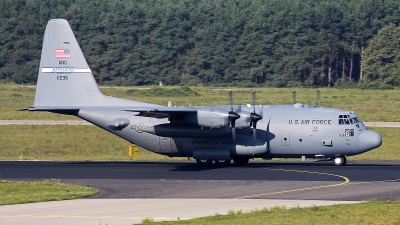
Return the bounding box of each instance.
[23,19,382,166]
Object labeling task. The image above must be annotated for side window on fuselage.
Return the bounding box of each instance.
[339,115,352,125]
[339,115,344,125]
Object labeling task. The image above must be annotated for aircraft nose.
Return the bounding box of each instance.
[359,130,382,151]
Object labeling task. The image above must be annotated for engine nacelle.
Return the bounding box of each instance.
[235,111,252,129]
[184,108,230,128]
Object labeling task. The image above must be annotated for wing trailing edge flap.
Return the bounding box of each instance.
[123,107,197,119]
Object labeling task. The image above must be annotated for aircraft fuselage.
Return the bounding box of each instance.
[77,103,381,162]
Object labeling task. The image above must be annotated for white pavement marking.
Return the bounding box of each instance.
[0,199,359,225]
[364,122,400,127]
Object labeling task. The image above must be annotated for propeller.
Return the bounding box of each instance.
[228,91,240,141]
[250,92,263,142]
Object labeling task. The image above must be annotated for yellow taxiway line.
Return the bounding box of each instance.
[235,168,350,199]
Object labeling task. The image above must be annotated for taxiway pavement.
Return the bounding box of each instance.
[0,161,399,225]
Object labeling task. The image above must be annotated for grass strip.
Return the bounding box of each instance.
[0,179,98,205]
[2,84,400,121]
[147,200,400,225]
[0,126,398,161]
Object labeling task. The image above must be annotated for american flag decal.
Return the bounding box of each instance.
[55,49,70,58]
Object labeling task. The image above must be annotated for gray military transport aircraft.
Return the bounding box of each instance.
[23,19,382,166]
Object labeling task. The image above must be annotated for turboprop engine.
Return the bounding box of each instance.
[183,107,239,128]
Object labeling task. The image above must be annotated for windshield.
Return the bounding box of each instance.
[338,114,366,129]
[355,115,367,129]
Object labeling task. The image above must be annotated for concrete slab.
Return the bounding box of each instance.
[0,198,359,225]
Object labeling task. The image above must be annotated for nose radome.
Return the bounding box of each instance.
[359,130,382,151]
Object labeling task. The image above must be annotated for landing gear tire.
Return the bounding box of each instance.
[214,159,231,167]
[196,159,212,166]
[332,156,346,166]
[232,157,250,166]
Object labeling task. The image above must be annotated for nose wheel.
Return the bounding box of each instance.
[332,156,346,166]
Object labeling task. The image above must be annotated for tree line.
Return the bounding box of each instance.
[1,0,400,88]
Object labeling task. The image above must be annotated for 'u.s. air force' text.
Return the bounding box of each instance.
[288,119,332,125]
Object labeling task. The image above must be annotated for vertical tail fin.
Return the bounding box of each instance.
[34,19,104,107]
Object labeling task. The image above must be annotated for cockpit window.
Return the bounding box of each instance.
[339,115,356,125]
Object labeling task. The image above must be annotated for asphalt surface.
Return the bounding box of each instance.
[1,161,399,225]
[1,161,399,201]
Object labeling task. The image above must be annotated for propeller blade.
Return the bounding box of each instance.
[228,91,239,141]
[228,91,240,125]
[251,91,263,142]
[252,92,256,113]
[255,106,263,117]
[229,91,233,112]
[250,91,262,128]
[235,104,241,113]
[253,127,257,142]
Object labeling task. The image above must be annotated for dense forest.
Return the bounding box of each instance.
[1,0,400,88]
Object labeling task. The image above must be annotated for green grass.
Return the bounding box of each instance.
[348,127,400,161]
[147,200,400,225]
[0,125,398,161]
[1,84,400,121]
[0,179,98,205]
[0,125,186,161]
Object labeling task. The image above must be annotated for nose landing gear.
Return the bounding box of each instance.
[332,156,346,166]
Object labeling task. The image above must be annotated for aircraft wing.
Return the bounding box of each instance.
[123,107,198,119]
[21,106,198,119]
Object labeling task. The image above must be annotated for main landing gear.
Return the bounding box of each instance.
[195,157,250,167]
[332,156,346,166]
[232,157,250,166]
[215,159,231,166]
[195,159,213,166]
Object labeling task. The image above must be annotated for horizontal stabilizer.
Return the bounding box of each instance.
[24,106,80,113]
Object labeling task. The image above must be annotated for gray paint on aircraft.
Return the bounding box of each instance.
[25,19,382,166]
